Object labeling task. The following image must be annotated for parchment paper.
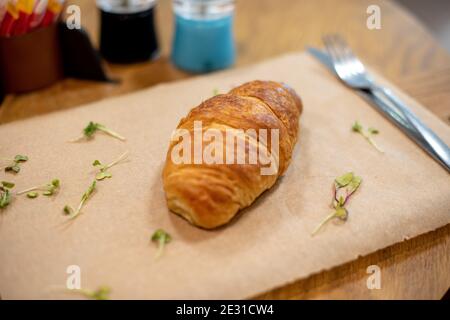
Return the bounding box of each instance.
[0,52,449,299]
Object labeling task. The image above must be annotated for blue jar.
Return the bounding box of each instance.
[171,0,236,73]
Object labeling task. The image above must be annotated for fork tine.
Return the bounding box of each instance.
[330,34,349,65]
[330,34,364,76]
[332,34,355,61]
[322,34,342,65]
[330,34,353,73]
[333,34,365,70]
[325,34,351,76]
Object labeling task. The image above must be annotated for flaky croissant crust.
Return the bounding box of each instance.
[163,80,302,229]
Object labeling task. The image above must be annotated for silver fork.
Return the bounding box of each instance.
[323,34,450,172]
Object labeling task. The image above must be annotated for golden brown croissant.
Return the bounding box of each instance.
[162,80,302,229]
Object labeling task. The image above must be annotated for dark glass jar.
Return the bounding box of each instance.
[97,0,159,63]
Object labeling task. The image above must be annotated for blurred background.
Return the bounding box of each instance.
[397,0,450,52]
[1,0,450,125]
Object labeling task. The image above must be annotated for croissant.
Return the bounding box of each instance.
[162,80,302,229]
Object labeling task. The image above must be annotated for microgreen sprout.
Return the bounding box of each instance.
[27,192,39,199]
[70,122,126,142]
[213,88,220,96]
[17,179,60,197]
[69,286,111,300]
[0,181,15,209]
[2,155,28,173]
[151,229,172,259]
[63,180,96,220]
[312,172,362,236]
[352,121,383,153]
[1,181,15,189]
[93,151,129,181]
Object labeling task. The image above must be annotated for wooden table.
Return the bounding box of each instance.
[1,0,449,299]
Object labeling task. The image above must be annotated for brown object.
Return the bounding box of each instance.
[163,81,302,229]
[1,0,449,300]
[0,52,449,300]
[0,24,63,93]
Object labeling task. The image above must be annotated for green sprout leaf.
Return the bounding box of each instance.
[17,178,61,197]
[351,121,383,153]
[87,286,111,300]
[63,205,72,215]
[93,151,129,181]
[27,192,39,199]
[368,127,379,135]
[84,121,98,138]
[3,155,28,174]
[0,189,11,208]
[52,179,60,187]
[151,229,172,259]
[69,286,111,300]
[70,122,126,142]
[312,173,362,236]
[0,182,14,209]
[352,121,363,132]
[1,181,15,188]
[95,172,113,180]
[335,172,354,187]
[213,88,220,96]
[5,165,20,173]
[14,155,28,162]
[347,175,362,194]
[64,180,96,220]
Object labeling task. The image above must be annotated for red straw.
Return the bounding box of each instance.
[12,0,35,35]
[0,1,19,37]
[40,0,63,27]
[26,0,47,31]
[0,1,8,25]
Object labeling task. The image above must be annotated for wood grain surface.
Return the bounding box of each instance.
[1,0,449,299]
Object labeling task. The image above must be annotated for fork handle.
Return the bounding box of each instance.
[375,86,450,172]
